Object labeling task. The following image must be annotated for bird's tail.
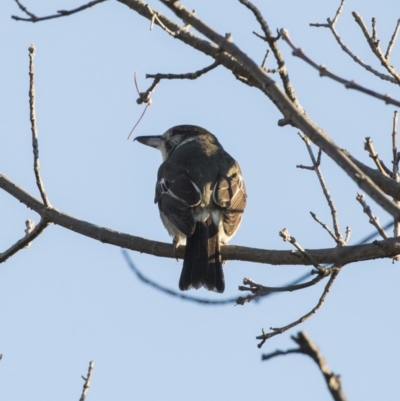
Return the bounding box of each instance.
[179,215,225,293]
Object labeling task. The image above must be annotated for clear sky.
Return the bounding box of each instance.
[1,1,400,400]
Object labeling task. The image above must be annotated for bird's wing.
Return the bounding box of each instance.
[213,172,247,238]
[155,174,202,236]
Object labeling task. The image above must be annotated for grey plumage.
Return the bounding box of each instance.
[135,125,246,293]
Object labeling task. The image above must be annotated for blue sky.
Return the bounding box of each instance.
[1,0,400,400]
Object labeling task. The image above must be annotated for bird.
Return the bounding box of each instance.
[135,125,246,293]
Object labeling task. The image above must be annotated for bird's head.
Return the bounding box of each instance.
[135,125,217,161]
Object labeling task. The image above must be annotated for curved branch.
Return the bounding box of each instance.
[12,0,108,23]
[2,173,400,266]
[262,332,348,401]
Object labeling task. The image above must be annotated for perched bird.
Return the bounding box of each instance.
[135,125,246,293]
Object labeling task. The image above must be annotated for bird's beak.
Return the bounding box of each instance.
[134,135,163,150]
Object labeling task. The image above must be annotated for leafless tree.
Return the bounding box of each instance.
[4,1,400,399]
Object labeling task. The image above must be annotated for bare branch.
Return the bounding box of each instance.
[239,274,326,297]
[298,134,344,244]
[356,193,388,239]
[122,250,241,305]
[256,267,342,348]
[310,1,395,83]
[146,61,220,80]
[364,137,391,177]
[262,332,348,401]
[352,12,400,84]
[28,45,51,207]
[279,228,328,275]
[331,0,346,26]
[0,218,50,263]
[12,0,107,23]
[79,361,94,401]
[281,30,400,107]
[238,0,304,112]
[310,212,338,244]
[3,173,400,266]
[386,19,400,60]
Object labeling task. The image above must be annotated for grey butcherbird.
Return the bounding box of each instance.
[135,125,246,293]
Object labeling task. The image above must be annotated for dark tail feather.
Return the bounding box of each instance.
[179,217,225,293]
[179,221,208,290]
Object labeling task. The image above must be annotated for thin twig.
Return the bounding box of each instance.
[331,0,345,26]
[298,133,344,244]
[146,61,220,80]
[28,45,51,207]
[279,228,328,275]
[0,218,50,263]
[239,274,327,296]
[256,267,342,348]
[127,73,159,140]
[356,193,388,239]
[261,49,269,68]
[344,226,351,245]
[262,332,348,401]
[145,4,178,36]
[12,0,107,22]
[386,19,400,60]
[79,361,94,401]
[310,212,338,243]
[127,103,151,140]
[364,137,391,177]
[280,29,400,107]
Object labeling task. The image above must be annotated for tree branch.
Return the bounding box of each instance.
[262,331,348,401]
[256,267,342,348]
[2,173,400,266]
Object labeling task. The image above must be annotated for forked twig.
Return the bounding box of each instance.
[364,137,391,177]
[310,0,395,84]
[280,29,400,108]
[279,228,328,275]
[12,0,107,23]
[352,12,400,84]
[262,332,348,401]
[297,133,344,245]
[0,218,50,263]
[239,0,303,112]
[256,267,341,348]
